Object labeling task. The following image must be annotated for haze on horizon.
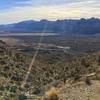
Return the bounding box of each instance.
[0,0,100,24]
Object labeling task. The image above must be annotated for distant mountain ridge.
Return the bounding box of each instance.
[0,17,100,35]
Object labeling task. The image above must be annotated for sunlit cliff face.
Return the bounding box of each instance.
[0,0,100,24]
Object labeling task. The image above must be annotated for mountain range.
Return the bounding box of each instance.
[0,17,100,35]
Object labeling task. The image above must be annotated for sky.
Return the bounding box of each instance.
[0,0,100,24]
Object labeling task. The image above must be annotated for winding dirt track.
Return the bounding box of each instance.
[21,23,48,88]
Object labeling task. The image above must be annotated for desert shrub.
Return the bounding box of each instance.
[11,75,22,81]
[9,85,17,93]
[0,60,6,65]
[81,59,89,67]
[5,85,10,91]
[9,93,15,98]
[18,94,27,100]
[97,56,100,65]
[0,85,4,91]
[85,78,92,86]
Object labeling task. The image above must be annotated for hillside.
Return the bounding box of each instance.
[0,18,100,35]
[0,40,100,99]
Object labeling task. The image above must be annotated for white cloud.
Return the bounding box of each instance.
[0,0,100,24]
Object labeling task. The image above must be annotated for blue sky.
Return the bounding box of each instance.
[0,0,100,24]
[0,0,29,9]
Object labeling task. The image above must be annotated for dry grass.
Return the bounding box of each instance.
[45,87,59,100]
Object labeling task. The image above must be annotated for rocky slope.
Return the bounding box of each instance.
[0,40,100,99]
